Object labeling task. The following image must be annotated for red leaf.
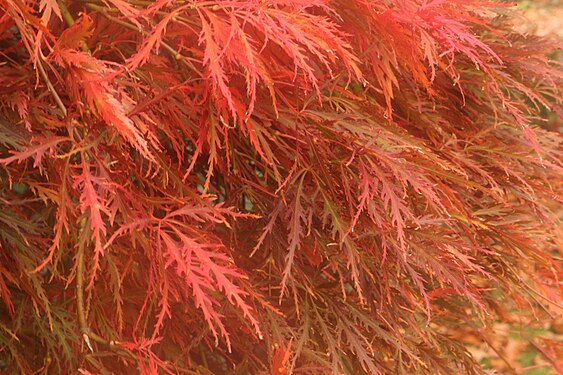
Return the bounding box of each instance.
[0,136,69,167]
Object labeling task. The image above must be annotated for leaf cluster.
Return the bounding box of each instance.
[0,0,561,373]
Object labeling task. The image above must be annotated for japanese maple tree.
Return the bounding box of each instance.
[0,0,561,373]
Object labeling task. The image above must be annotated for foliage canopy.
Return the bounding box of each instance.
[0,0,561,373]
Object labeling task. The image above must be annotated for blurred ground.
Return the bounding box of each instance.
[463,318,563,374]
[516,0,563,38]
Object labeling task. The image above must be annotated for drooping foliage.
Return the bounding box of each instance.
[0,0,561,373]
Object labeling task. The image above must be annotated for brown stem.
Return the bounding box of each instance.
[75,235,114,347]
[76,0,200,28]
[57,0,91,53]
[57,0,76,28]
[36,58,67,117]
[75,227,191,372]
[477,330,517,373]
[78,0,189,7]
[528,340,563,373]
[55,2,112,352]
[58,2,200,372]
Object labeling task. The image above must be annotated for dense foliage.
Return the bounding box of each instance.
[0,0,561,373]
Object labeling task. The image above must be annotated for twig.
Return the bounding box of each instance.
[36,58,67,117]
[75,228,119,349]
[57,0,91,53]
[57,0,76,28]
[54,2,199,372]
[477,330,517,373]
[74,186,187,374]
[34,0,90,118]
[56,0,128,361]
[528,340,563,373]
[75,0,200,28]
[78,0,189,7]
[83,2,201,75]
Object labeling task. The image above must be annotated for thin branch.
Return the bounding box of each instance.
[36,57,67,117]
[72,156,188,370]
[57,0,91,53]
[33,0,90,119]
[478,330,517,373]
[78,0,189,7]
[75,215,187,373]
[76,0,201,28]
[57,0,76,28]
[83,2,201,75]
[528,340,563,373]
[75,231,115,349]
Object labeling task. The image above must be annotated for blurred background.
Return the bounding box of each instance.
[463,2,563,374]
[516,0,562,38]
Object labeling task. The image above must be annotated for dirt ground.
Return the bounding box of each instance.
[516,0,563,38]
